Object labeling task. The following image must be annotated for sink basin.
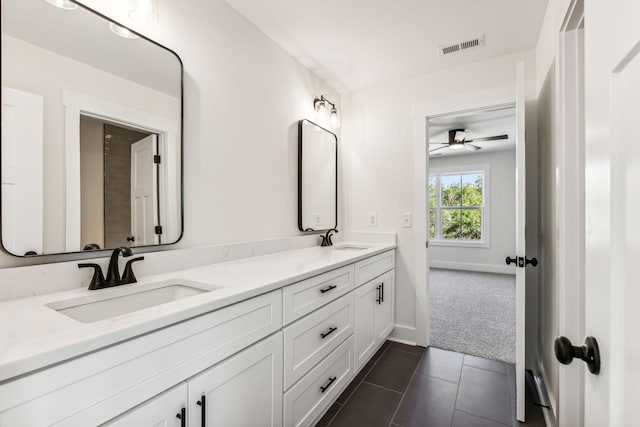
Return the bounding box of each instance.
[331,244,371,251]
[47,279,221,323]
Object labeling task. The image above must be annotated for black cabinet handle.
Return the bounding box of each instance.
[320,376,337,393]
[320,326,338,339]
[376,285,382,304]
[320,284,337,294]
[196,395,206,427]
[381,282,384,303]
[176,407,186,427]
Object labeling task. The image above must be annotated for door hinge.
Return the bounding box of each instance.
[426,241,429,248]
[153,155,161,164]
[155,225,163,235]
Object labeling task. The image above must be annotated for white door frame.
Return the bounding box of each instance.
[62,90,179,252]
[556,0,585,425]
[412,85,519,348]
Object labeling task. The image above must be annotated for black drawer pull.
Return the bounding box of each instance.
[176,407,186,427]
[320,326,338,339]
[320,376,337,393]
[196,395,206,427]
[376,285,382,304]
[381,282,384,303]
[320,284,337,294]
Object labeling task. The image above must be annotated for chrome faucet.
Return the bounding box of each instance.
[79,247,144,290]
[321,229,339,247]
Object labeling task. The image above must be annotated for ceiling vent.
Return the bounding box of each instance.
[439,35,485,56]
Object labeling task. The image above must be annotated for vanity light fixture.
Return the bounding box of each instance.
[45,0,78,10]
[313,95,340,129]
[128,0,159,25]
[109,22,139,39]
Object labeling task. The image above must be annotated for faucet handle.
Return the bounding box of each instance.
[122,257,144,284]
[78,263,106,290]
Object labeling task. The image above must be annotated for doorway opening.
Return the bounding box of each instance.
[79,115,161,250]
[427,105,517,363]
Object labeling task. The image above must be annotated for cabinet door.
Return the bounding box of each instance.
[103,384,187,427]
[354,280,378,371]
[374,270,395,342]
[188,332,283,427]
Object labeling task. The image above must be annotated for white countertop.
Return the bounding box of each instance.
[0,242,394,381]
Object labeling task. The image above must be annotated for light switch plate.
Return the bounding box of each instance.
[368,212,377,227]
[402,212,412,227]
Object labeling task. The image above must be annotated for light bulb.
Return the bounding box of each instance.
[330,107,340,128]
[45,0,78,10]
[109,23,139,39]
[315,99,326,113]
[449,142,464,150]
[129,0,159,25]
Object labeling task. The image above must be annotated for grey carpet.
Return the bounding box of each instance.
[429,268,516,363]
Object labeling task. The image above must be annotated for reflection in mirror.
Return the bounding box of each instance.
[298,119,337,232]
[1,0,182,256]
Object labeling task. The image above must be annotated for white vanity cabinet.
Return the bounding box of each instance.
[103,384,188,427]
[354,263,395,371]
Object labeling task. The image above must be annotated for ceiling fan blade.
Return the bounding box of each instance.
[429,145,448,153]
[464,144,481,151]
[467,134,508,142]
[429,141,448,145]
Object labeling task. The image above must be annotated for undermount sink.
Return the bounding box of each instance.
[46,279,221,323]
[331,244,371,251]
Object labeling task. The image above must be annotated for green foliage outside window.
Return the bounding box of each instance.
[429,173,484,241]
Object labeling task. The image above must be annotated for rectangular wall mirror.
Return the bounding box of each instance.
[1,0,183,257]
[298,119,337,232]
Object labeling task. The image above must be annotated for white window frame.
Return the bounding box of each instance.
[429,163,491,248]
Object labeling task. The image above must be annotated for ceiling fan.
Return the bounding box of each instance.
[429,129,508,153]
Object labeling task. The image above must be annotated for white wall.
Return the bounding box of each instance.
[341,49,538,349]
[429,150,516,274]
[0,0,340,268]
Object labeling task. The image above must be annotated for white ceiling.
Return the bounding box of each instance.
[429,106,516,158]
[224,0,548,92]
[3,0,181,98]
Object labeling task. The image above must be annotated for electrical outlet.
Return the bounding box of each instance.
[402,212,412,228]
[368,212,377,227]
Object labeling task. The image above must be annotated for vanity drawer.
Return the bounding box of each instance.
[354,250,395,287]
[283,264,354,325]
[283,293,354,390]
[284,336,354,427]
[0,290,282,427]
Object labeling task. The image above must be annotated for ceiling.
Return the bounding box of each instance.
[224,0,548,92]
[3,0,181,98]
[428,106,516,158]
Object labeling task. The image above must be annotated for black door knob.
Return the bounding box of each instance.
[127,236,135,242]
[525,257,539,267]
[505,256,517,265]
[554,336,601,374]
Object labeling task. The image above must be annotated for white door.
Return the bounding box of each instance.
[514,62,527,422]
[1,87,43,255]
[131,134,158,246]
[374,270,395,342]
[354,280,378,371]
[187,332,283,427]
[582,1,640,424]
[103,384,187,427]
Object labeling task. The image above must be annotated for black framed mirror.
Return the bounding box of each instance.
[298,119,337,232]
[1,0,183,257]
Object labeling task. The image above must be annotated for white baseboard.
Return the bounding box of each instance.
[430,260,516,275]
[535,358,557,427]
[389,324,417,345]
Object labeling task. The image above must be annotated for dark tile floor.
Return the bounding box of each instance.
[316,341,546,427]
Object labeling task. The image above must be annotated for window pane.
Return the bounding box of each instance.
[441,209,461,239]
[429,209,435,238]
[429,176,436,208]
[442,208,482,240]
[459,208,482,240]
[461,173,483,206]
[441,174,461,207]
